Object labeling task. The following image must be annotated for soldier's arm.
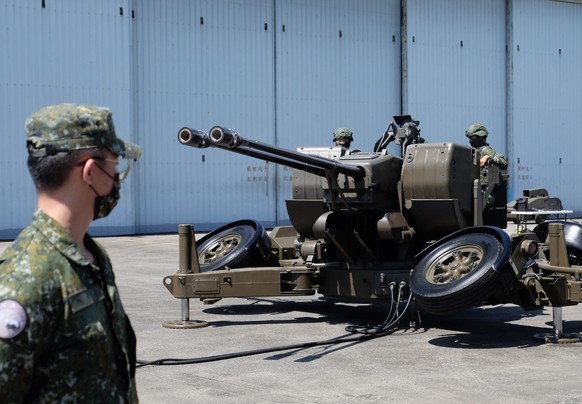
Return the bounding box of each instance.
[482,146,508,168]
[490,151,508,168]
[0,270,59,401]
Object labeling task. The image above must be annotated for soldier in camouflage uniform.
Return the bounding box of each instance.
[465,123,507,169]
[332,127,354,149]
[0,104,141,403]
[466,123,508,207]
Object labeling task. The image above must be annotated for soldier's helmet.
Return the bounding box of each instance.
[25,103,142,160]
[332,127,353,141]
[465,123,488,139]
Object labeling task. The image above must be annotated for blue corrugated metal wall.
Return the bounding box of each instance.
[132,0,278,233]
[273,0,401,223]
[0,0,137,239]
[1,0,582,239]
[404,0,507,155]
[510,0,582,210]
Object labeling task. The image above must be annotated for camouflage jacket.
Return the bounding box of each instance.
[478,144,508,168]
[0,210,137,403]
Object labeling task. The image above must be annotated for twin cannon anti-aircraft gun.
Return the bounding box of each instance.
[164,116,582,339]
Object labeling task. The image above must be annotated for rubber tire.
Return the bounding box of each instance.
[196,220,271,272]
[410,233,504,315]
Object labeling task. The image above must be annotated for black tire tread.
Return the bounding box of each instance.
[411,232,504,315]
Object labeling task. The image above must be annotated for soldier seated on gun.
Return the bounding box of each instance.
[465,123,507,169]
[466,123,507,207]
[332,127,354,149]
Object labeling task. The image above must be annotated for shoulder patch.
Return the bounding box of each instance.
[0,299,28,339]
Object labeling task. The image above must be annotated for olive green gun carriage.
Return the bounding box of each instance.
[164,117,582,337]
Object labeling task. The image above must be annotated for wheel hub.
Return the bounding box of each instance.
[428,246,482,285]
[199,233,242,264]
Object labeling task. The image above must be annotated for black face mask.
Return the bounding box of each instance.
[469,137,485,148]
[90,164,121,220]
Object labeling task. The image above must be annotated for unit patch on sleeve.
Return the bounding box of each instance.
[0,299,28,339]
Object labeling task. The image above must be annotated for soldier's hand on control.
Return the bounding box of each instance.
[480,155,490,168]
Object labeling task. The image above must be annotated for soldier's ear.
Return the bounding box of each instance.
[80,158,98,185]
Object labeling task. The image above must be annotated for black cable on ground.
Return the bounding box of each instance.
[137,285,417,369]
[136,330,392,368]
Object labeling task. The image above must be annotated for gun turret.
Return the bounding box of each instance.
[179,125,408,240]
[178,122,501,248]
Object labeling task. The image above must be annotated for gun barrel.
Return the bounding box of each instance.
[178,127,327,176]
[222,146,328,177]
[208,126,364,178]
[178,127,211,148]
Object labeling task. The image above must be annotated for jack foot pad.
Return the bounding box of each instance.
[162,320,209,329]
[532,332,582,344]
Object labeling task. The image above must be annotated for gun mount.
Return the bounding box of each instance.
[165,116,582,338]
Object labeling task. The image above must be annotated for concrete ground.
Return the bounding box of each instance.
[2,221,582,403]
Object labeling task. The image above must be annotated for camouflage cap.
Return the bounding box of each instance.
[465,123,488,138]
[333,127,353,140]
[25,103,142,160]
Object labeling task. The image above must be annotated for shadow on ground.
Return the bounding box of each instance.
[200,297,581,349]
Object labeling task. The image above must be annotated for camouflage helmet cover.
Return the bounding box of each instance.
[25,103,142,160]
[465,123,488,139]
[332,127,353,140]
